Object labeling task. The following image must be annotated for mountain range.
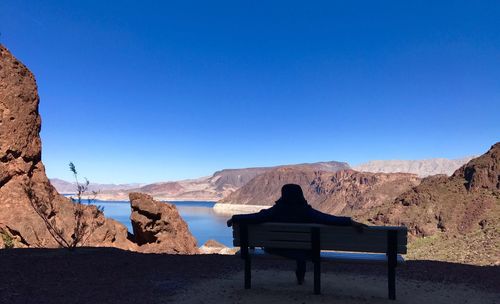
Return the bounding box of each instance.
[353,157,475,177]
[50,157,472,201]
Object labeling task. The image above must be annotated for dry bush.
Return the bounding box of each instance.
[24,162,103,250]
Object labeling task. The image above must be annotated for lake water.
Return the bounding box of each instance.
[91,200,233,247]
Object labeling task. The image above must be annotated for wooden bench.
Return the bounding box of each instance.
[232,222,407,300]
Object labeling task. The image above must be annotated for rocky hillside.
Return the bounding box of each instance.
[219,167,421,216]
[353,156,474,177]
[81,161,350,201]
[368,143,499,265]
[0,45,134,250]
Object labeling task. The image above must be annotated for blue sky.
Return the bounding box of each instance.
[1,1,499,183]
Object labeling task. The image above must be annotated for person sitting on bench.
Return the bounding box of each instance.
[227,183,366,284]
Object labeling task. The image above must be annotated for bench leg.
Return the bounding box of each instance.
[388,264,395,300]
[295,260,306,285]
[313,261,321,295]
[244,257,251,289]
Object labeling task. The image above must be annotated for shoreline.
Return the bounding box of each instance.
[212,203,270,215]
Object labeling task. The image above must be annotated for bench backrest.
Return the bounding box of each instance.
[233,223,407,254]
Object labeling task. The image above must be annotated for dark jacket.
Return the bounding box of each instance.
[230,199,352,226]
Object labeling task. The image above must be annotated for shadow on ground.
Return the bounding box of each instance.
[0,248,498,304]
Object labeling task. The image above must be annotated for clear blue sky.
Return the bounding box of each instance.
[1,1,499,183]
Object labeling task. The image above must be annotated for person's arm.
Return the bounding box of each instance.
[307,208,352,226]
[227,207,275,227]
[307,207,368,232]
[350,219,368,232]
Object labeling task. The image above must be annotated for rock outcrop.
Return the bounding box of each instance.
[453,143,499,191]
[219,167,421,217]
[371,143,499,237]
[199,239,238,255]
[129,192,198,254]
[367,143,499,265]
[0,45,135,250]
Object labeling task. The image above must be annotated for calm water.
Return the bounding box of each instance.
[91,200,233,247]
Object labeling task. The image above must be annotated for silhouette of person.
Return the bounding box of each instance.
[227,183,366,284]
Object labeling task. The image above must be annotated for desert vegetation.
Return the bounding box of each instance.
[24,163,103,250]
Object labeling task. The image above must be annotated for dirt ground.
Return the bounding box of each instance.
[0,248,498,304]
[169,270,499,304]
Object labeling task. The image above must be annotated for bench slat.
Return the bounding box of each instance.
[234,230,407,245]
[247,240,312,249]
[245,248,405,264]
[241,222,407,232]
[234,241,407,254]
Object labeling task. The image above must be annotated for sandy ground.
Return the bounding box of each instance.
[168,270,499,304]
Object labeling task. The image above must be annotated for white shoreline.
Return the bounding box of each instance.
[212,203,270,215]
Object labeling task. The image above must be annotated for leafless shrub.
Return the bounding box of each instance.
[24,162,104,250]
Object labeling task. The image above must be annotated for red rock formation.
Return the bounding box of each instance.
[453,142,500,191]
[0,45,135,250]
[220,167,421,217]
[129,192,198,254]
[371,143,500,237]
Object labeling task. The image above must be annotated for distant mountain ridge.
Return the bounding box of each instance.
[52,161,350,201]
[353,156,474,177]
[50,156,473,201]
[49,178,144,194]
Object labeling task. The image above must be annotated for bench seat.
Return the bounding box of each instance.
[242,248,405,264]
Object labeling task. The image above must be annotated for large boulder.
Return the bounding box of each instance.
[129,192,198,254]
[0,44,135,250]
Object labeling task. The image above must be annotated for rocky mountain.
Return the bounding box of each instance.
[353,157,475,177]
[0,45,134,250]
[218,167,421,216]
[74,161,350,201]
[367,143,499,265]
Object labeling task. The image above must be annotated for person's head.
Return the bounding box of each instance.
[276,184,307,206]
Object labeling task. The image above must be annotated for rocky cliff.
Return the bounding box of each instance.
[0,45,135,250]
[371,143,499,236]
[368,143,499,265]
[219,167,421,217]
